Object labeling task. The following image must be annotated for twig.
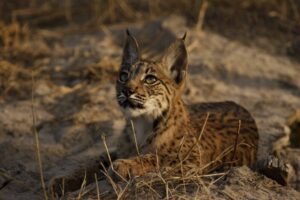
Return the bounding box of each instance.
[60,178,65,198]
[76,171,87,200]
[117,180,131,200]
[156,172,170,198]
[137,180,162,198]
[230,120,241,163]
[94,173,100,200]
[130,120,148,175]
[199,143,238,173]
[196,0,209,31]
[197,113,210,142]
[100,163,119,196]
[166,181,169,199]
[101,134,114,169]
[155,149,160,171]
[208,171,229,188]
[130,120,140,155]
[181,112,210,163]
[101,134,128,183]
[220,190,236,200]
[196,175,210,198]
[31,71,48,200]
[177,136,186,161]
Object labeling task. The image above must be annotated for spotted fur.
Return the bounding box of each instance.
[111,30,259,179]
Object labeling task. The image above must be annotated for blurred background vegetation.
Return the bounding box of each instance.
[0,0,299,32]
[1,0,299,98]
[0,0,300,59]
[0,0,299,27]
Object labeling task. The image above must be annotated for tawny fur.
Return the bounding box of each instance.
[111,31,259,179]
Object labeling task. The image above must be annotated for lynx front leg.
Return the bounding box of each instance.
[109,154,157,181]
[47,151,118,196]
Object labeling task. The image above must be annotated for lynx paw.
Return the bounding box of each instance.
[108,159,144,182]
[47,173,92,196]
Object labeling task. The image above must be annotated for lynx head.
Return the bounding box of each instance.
[116,30,188,119]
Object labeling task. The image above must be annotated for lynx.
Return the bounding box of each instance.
[110,30,258,179]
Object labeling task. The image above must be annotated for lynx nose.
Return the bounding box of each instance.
[123,87,134,97]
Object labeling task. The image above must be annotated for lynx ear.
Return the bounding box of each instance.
[162,36,187,85]
[121,29,140,68]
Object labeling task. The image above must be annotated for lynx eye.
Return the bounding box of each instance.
[144,75,157,85]
[119,71,129,83]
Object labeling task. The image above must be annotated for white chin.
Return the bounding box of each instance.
[124,107,147,118]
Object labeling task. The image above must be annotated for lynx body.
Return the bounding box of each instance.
[111,31,259,178]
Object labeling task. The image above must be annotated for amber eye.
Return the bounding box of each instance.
[144,75,157,84]
[119,71,129,83]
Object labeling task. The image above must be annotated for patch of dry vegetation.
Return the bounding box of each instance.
[0,60,32,101]
[1,0,299,31]
[1,0,299,65]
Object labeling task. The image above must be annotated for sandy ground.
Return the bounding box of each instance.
[0,16,300,199]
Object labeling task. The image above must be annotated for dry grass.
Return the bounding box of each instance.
[1,0,299,31]
[0,21,29,49]
[88,168,229,199]
[76,171,87,199]
[31,72,48,200]
[24,87,249,199]
[94,174,100,200]
[0,60,31,99]
[62,114,244,200]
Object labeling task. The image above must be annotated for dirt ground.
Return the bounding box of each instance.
[1,15,300,199]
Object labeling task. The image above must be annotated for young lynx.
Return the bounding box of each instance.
[49,31,291,195]
[110,30,259,179]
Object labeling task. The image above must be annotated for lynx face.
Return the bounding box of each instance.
[116,61,170,118]
[116,30,188,119]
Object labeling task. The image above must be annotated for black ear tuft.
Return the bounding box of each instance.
[121,29,140,68]
[181,32,187,41]
[126,29,131,36]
